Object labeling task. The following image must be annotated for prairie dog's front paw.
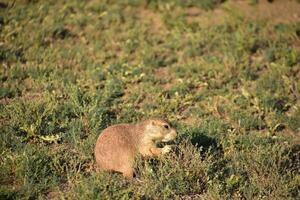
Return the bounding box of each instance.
[162,145,172,154]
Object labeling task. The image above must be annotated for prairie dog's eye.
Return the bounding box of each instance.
[163,124,169,129]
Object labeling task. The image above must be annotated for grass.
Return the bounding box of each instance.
[1,0,300,199]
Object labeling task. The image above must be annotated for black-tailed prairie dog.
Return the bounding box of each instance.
[94,118,177,178]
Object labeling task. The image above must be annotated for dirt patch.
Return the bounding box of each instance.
[186,6,229,26]
[137,9,168,33]
[230,0,300,23]
[185,7,203,17]
[154,67,175,90]
[154,67,170,78]
[0,92,43,105]
[181,116,199,125]
[187,0,300,26]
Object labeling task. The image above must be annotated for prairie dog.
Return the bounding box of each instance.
[94,118,177,178]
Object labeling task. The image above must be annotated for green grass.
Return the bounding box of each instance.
[1,0,300,199]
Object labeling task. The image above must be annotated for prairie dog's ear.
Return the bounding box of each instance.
[150,120,155,126]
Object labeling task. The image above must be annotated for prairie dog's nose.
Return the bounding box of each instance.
[171,128,177,138]
[168,128,177,140]
[162,128,177,142]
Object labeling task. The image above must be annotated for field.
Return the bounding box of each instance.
[1,0,300,199]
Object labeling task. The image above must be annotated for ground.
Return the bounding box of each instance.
[0,0,300,199]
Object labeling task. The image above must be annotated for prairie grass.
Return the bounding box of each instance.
[1,0,300,199]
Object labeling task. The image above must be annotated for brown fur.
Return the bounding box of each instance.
[94,118,177,178]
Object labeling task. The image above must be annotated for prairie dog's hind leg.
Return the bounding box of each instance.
[121,167,134,179]
[119,153,135,179]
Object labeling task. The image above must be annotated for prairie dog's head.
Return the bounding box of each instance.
[143,118,177,142]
